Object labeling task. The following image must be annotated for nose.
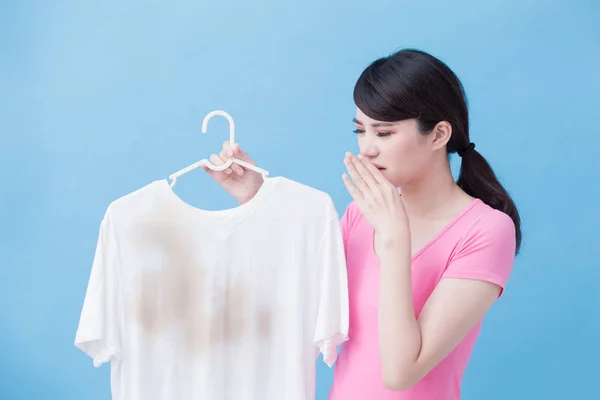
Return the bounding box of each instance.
[359,136,379,158]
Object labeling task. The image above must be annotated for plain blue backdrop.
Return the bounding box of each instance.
[1,0,599,399]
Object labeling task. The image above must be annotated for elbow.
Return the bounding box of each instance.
[381,367,417,391]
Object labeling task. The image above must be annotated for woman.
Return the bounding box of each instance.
[203,48,520,399]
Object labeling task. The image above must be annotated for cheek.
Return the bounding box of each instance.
[385,137,430,179]
[386,139,417,165]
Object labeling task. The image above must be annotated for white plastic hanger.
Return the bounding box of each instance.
[168,110,269,188]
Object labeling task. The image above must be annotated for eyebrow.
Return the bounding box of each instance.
[352,117,396,128]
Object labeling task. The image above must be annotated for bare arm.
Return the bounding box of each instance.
[377,233,502,391]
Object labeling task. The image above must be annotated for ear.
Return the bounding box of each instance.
[431,121,452,150]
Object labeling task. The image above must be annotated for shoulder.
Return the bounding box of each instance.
[275,177,336,204]
[339,199,362,229]
[269,177,340,221]
[458,200,516,254]
[341,199,361,220]
[443,200,517,295]
[101,180,164,224]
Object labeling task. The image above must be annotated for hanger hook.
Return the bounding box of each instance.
[202,110,235,146]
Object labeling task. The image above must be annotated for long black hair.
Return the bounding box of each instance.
[354,48,521,254]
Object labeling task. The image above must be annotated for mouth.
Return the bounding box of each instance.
[372,163,386,170]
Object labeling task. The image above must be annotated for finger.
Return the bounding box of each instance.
[210,153,232,175]
[233,143,255,164]
[352,154,378,188]
[231,143,255,175]
[231,162,244,176]
[232,143,241,156]
[342,172,363,202]
[230,146,245,176]
[222,148,244,176]
[218,149,239,176]
[222,140,234,157]
[357,154,389,186]
[218,143,244,175]
[344,153,369,196]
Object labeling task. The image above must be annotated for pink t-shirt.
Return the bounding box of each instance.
[328,197,516,400]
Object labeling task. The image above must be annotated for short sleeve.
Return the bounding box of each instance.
[442,210,516,297]
[74,210,121,367]
[313,213,350,367]
[339,201,358,256]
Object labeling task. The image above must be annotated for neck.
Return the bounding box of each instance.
[399,164,460,220]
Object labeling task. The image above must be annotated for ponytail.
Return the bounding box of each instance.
[457,144,522,254]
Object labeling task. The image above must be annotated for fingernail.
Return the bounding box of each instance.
[357,154,363,160]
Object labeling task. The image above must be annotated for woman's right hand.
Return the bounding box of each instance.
[203,141,264,205]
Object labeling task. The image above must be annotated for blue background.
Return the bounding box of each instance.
[1,0,599,399]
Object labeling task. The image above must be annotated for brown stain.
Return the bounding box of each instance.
[257,307,271,336]
[125,216,271,354]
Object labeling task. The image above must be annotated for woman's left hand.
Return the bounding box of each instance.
[342,152,410,240]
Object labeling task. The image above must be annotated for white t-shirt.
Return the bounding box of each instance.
[74,176,349,400]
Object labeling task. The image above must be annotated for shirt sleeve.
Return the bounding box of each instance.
[74,209,122,367]
[339,201,357,257]
[442,209,516,297]
[313,209,350,367]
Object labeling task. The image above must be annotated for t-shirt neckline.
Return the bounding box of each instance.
[156,176,280,236]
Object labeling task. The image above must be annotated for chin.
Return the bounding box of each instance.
[381,170,401,187]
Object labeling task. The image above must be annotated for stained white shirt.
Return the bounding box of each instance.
[74,176,349,400]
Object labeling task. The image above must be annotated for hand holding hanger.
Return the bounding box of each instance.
[204,141,265,205]
[168,110,269,205]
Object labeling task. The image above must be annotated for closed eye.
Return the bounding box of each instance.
[353,128,392,137]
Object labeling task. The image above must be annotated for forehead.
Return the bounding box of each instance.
[354,108,413,129]
[353,109,391,126]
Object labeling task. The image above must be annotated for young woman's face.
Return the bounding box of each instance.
[353,108,434,187]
